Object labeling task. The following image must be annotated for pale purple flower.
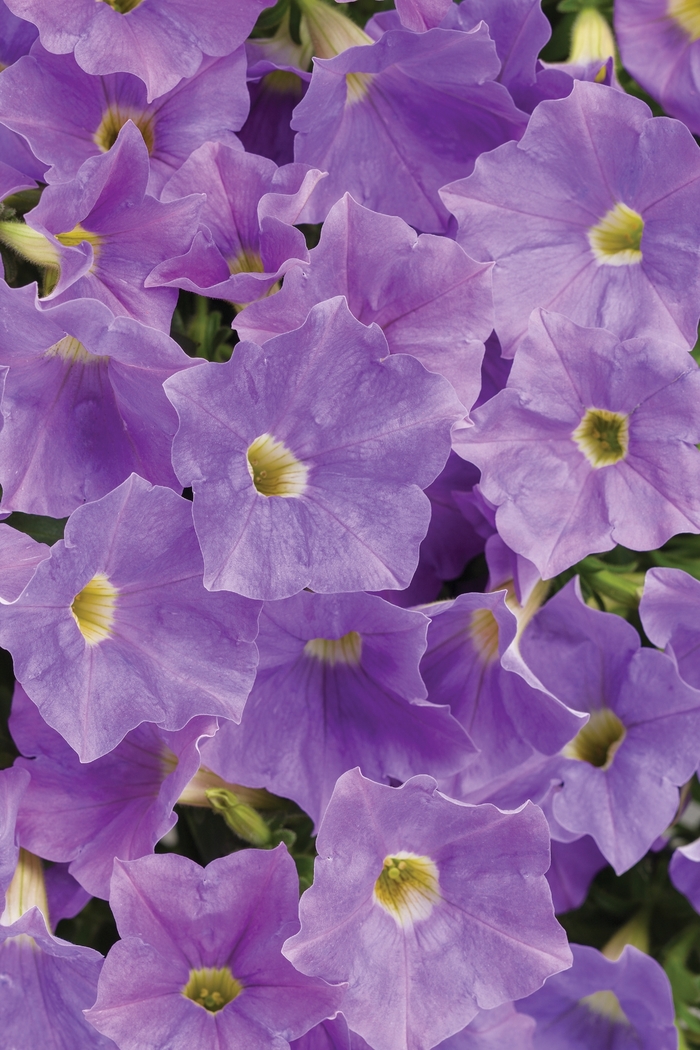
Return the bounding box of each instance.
[146,143,323,305]
[546,836,607,914]
[85,848,343,1050]
[1,906,116,1049]
[284,768,571,1050]
[437,1004,535,1050]
[0,522,48,602]
[234,193,493,409]
[420,589,585,792]
[0,0,37,65]
[0,44,249,194]
[456,310,700,578]
[22,120,202,329]
[165,297,464,601]
[0,474,260,761]
[292,22,527,234]
[0,283,197,517]
[518,944,677,1050]
[640,566,700,690]
[0,765,29,906]
[670,834,700,913]
[516,579,700,873]
[202,590,473,827]
[441,80,700,356]
[4,0,274,101]
[11,681,217,898]
[616,0,700,135]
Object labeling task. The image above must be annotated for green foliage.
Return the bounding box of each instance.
[170,292,237,362]
[4,512,67,546]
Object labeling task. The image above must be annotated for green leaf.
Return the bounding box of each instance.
[5,512,67,546]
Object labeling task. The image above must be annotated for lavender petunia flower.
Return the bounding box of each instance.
[165,297,464,601]
[292,21,527,234]
[437,1003,535,1050]
[516,579,700,873]
[518,943,677,1050]
[0,44,249,194]
[0,283,198,517]
[1,906,116,1048]
[455,309,700,578]
[4,0,274,102]
[0,0,37,65]
[375,453,485,608]
[0,122,47,182]
[234,193,493,408]
[284,768,571,1050]
[670,836,700,914]
[11,120,202,329]
[441,0,570,113]
[0,765,29,906]
[44,862,91,925]
[10,681,218,898]
[545,836,607,915]
[420,589,585,792]
[1,840,116,1048]
[0,474,260,761]
[291,1015,363,1050]
[639,566,700,690]
[85,848,344,1050]
[616,0,700,136]
[0,522,48,601]
[441,80,700,356]
[0,155,36,201]
[202,590,473,827]
[146,143,324,306]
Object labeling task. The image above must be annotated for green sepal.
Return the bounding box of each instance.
[205,788,272,847]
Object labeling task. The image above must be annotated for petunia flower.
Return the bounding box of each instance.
[284,768,571,1050]
[85,847,344,1050]
[0,473,260,761]
[164,296,464,601]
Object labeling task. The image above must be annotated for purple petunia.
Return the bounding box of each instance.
[284,768,571,1050]
[85,847,343,1050]
[0,474,260,761]
[165,296,464,601]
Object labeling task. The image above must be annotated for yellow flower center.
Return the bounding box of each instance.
[93,106,155,154]
[246,434,309,498]
[668,0,700,40]
[71,574,118,646]
[228,249,265,276]
[182,967,243,1013]
[303,631,362,666]
[468,608,500,664]
[587,203,644,266]
[374,852,440,927]
[572,408,629,468]
[563,707,626,769]
[580,989,630,1024]
[55,224,102,256]
[44,336,104,366]
[99,0,143,12]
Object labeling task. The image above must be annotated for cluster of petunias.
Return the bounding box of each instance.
[1,0,700,1047]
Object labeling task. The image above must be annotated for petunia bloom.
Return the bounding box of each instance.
[202,589,473,827]
[0,473,260,761]
[85,847,344,1050]
[165,296,464,601]
[284,768,571,1050]
[455,309,700,578]
[441,80,700,356]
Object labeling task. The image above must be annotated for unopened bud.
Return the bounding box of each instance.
[0,221,59,269]
[568,7,615,65]
[295,0,371,59]
[602,909,650,961]
[205,788,272,847]
[1,848,49,927]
